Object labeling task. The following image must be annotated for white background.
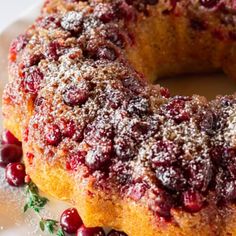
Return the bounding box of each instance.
[0,0,41,31]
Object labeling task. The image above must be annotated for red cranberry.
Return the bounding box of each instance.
[225,181,236,201]
[60,119,76,138]
[26,152,35,165]
[156,166,187,191]
[97,47,117,61]
[107,29,126,48]
[94,3,115,23]
[121,77,144,94]
[107,229,128,236]
[116,1,136,22]
[10,34,28,54]
[66,151,87,171]
[200,110,218,135]
[210,146,223,165]
[60,208,83,234]
[199,0,219,8]
[45,124,62,146]
[5,163,26,187]
[187,157,213,192]
[37,15,61,29]
[165,97,190,123]
[45,41,61,60]
[25,53,44,67]
[0,144,23,167]
[2,130,21,146]
[63,86,89,106]
[127,96,150,115]
[151,140,179,166]
[160,87,170,98]
[183,190,203,213]
[114,136,136,160]
[77,225,105,236]
[85,139,113,170]
[23,67,44,94]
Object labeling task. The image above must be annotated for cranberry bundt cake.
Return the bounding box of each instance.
[3,0,236,235]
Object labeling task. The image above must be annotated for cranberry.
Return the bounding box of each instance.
[0,144,23,167]
[63,86,89,106]
[199,110,218,135]
[85,139,113,170]
[151,140,179,167]
[10,34,28,54]
[26,152,35,165]
[105,87,125,109]
[61,11,83,33]
[160,87,170,98]
[2,130,21,146]
[5,163,26,187]
[60,208,83,234]
[187,157,213,192]
[45,124,62,146]
[183,190,203,212]
[114,136,136,160]
[23,67,44,94]
[225,181,236,201]
[97,47,117,61]
[94,3,115,23]
[45,41,61,60]
[127,96,150,115]
[165,97,190,123]
[156,166,187,191]
[37,15,61,29]
[107,29,126,48]
[122,77,144,94]
[199,0,219,8]
[66,151,87,171]
[107,229,128,236]
[77,225,105,236]
[60,119,76,138]
[116,1,136,22]
[26,53,44,67]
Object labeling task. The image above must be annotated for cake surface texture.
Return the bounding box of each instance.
[3,0,236,235]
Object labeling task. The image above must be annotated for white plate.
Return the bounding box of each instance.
[1,2,236,236]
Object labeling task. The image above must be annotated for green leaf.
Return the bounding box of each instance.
[39,219,58,234]
[57,228,65,236]
[23,204,28,213]
[39,220,45,231]
[24,181,49,213]
[44,219,58,234]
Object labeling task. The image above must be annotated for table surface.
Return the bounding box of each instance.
[0,0,41,32]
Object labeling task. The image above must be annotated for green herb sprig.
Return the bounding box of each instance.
[24,181,65,235]
[24,181,48,213]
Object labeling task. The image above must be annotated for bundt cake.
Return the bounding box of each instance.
[3,0,236,235]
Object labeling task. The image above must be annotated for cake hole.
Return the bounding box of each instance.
[158,73,236,100]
